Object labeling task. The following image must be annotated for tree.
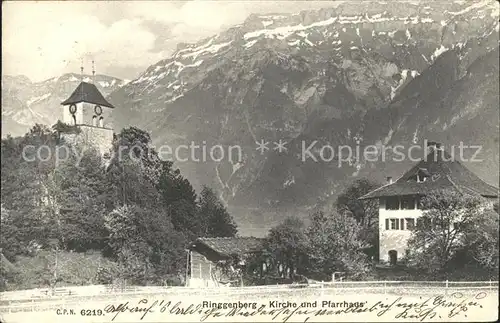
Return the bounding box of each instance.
[405,189,484,275]
[104,205,186,285]
[157,161,201,238]
[306,211,371,280]
[157,161,197,206]
[264,217,308,279]
[336,178,380,258]
[1,124,223,286]
[52,120,81,136]
[336,178,379,227]
[106,127,162,208]
[168,199,201,240]
[198,186,237,238]
[0,126,60,256]
[464,208,499,272]
[55,147,111,252]
[0,206,24,260]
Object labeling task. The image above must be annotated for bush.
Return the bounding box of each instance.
[4,250,117,291]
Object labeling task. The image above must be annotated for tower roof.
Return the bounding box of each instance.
[61,82,115,109]
[360,148,499,199]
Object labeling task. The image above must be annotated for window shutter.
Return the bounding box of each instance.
[395,219,400,230]
[400,219,405,230]
[385,219,389,230]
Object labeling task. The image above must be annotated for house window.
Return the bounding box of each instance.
[99,117,104,127]
[401,196,415,210]
[417,175,427,182]
[389,218,399,230]
[416,168,430,182]
[386,218,415,231]
[92,115,97,126]
[386,197,400,210]
[406,218,415,230]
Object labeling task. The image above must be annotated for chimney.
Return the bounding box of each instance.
[386,176,393,184]
[426,141,442,149]
[92,60,96,84]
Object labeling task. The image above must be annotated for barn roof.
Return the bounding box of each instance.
[61,82,115,108]
[360,148,498,199]
[191,237,264,257]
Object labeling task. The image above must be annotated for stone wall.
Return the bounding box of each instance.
[62,125,113,156]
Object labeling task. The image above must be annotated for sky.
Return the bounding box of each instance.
[2,1,338,82]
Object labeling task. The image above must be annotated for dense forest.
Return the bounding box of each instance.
[1,124,498,291]
[0,124,237,290]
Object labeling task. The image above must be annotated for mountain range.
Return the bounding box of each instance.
[3,0,499,236]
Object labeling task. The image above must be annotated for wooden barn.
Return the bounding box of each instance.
[187,237,264,287]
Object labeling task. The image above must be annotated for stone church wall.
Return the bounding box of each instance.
[62,125,113,156]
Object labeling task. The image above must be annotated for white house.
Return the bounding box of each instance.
[360,143,498,265]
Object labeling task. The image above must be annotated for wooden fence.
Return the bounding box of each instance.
[1,280,498,314]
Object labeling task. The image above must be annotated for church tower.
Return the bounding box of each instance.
[60,62,115,156]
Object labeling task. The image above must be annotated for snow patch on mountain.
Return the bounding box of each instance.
[412,127,419,144]
[283,176,295,188]
[26,93,51,107]
[98,80,116,88]
[262,20,274,27]
[182,41,232,59]
[447,0,493,16]
[390,69,414,100]
[431,45,449,60]
[244,17,339,40]
[244,39,259,48]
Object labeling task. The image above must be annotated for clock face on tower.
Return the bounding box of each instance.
[69,104,77,114]
[94,105,103,115]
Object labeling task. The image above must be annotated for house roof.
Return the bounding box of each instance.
[61,82,115,108]
[191,237,264,257]
[360,148,499,199]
